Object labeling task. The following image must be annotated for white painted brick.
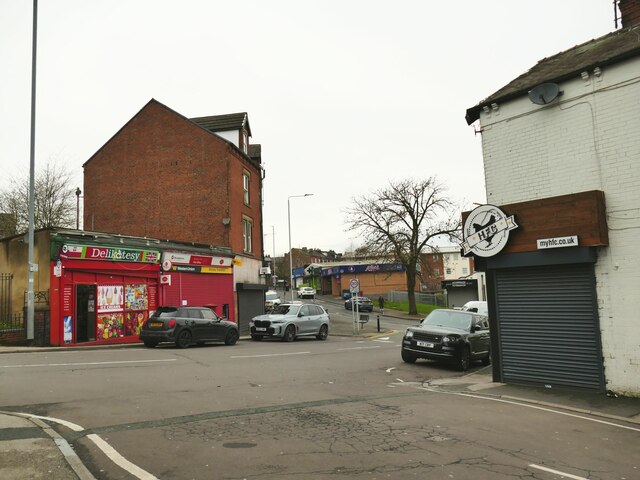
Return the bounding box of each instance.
[478,60,640,395]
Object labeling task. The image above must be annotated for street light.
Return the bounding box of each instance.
[288,193,313,302]
[75,187,82,229]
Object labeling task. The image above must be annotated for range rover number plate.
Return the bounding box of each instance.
[416,341,434,348]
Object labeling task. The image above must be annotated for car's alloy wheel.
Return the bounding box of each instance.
[175,330,192,349]
[458,347,471,371]
[316,324,328,340]
[401,349,417,363]
[283,325,296,342]
[225,329,239,346]
[143,340,158,348]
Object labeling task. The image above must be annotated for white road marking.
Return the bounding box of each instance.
[88,434,158,480]
[230,352,310,358]
[2,411,157,479]
[374,339,394,343]
[336,346,381,351]
[529,464,588,480]
[377,337,390,341]
[0,359,176,369]
[419,386,640,433]
[386,367,396,373]
[395,378,404,383]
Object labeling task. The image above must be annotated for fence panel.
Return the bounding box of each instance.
[386,290,447,306]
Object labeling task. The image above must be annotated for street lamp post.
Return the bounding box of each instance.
[288,194,313,302]
[75,187,82,229]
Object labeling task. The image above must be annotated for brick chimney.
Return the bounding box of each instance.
[619,0,640,27]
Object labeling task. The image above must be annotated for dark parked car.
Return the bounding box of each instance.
[401,309,490,371]
[140,306,239,348]
[344,296,374,312]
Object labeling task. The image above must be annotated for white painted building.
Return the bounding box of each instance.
[465,2,640,396]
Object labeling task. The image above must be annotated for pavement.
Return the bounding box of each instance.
[1,294,639,479]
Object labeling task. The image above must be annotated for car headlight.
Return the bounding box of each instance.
[442,335,460,344]
[404,330,414,339]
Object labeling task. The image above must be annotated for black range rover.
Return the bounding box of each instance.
[401,309,490,371]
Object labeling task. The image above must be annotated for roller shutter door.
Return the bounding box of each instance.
[495,264,603,391]
[237,290,264,335]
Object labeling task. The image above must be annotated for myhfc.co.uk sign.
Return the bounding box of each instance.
[462,204,518,258]
[60,244,160,263]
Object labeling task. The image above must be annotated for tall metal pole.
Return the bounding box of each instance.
[26,0,39,341]
[75,188,81,229]
[287,194,313,302]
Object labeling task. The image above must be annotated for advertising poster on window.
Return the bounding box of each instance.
[125,311,147,336]
[125,284,148,311]
[97,313,124,340]
[98,285,124,313]
[64,316,73,343]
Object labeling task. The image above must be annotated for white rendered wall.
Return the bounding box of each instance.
[213,130,240,148]
[478,58,640,396]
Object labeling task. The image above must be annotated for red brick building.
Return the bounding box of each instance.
[82,99,267,332]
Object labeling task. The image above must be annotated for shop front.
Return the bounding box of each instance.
[160,251,235,321]
[464,191,609,391]
[51,243,161,346]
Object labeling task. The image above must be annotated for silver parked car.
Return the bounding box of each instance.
[250,303,330,342]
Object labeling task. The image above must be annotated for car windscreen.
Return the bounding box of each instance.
[272,304,299,315]
[421,310,472,331]
[266,293,279,300]
[154,308,178,318]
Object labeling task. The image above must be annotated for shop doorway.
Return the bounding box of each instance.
[76,285,96,342]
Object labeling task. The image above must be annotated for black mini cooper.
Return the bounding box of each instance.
[401,309,490,371]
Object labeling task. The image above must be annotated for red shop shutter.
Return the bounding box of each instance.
[162,273,232,312]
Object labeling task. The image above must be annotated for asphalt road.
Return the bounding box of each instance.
[1,304,638,479]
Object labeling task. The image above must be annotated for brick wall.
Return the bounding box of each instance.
[83,100,262,259]
[479,60,640,395]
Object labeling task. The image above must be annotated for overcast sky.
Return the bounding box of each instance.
[1,1,615,256]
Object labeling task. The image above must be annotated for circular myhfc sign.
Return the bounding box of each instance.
[462,204,518,257]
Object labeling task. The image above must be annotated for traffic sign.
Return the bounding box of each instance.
[349,278,360,293]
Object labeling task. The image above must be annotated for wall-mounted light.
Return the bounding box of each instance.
[222,217,231,226]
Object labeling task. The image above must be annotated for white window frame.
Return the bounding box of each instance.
[243,170,250,206]
[243,217,253,253]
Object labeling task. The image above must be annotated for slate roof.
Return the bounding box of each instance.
[466,24,640,124]
[190,112,252,136]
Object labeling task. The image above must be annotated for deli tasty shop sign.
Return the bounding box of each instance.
[60,244,160,263]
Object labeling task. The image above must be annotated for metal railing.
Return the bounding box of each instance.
[0,313,24,332]
[385,290,448,307]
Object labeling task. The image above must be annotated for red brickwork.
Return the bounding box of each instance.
[83,100,262,257]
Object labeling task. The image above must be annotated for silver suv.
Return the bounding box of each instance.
[250,303,330,342]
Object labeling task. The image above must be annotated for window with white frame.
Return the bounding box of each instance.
[243,170,250,206]
[243,130,249,154]
[243,217,253,253]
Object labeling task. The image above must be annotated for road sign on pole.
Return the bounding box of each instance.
[349,278,360,293]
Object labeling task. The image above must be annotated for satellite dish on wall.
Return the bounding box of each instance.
[528,83,561,105]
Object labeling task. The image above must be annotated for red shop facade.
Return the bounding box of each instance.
[50,243,162,346]
[160,250,235,321]
[46,238,236,347]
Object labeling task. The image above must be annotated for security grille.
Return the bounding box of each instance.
[495,264,604,391]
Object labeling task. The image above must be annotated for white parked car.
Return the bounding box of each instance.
[297,286,316,299]
[250,303,330,342]
[460,300,488,316]
[265,291,281,311]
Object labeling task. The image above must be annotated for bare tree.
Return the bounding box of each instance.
[345,177,461,315]
[0,162,77,234]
